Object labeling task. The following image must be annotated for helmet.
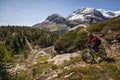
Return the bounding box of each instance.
[88,33,93,37]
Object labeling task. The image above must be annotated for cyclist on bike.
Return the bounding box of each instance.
[85,33,101,54]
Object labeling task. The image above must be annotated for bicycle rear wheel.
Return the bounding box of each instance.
[82,51,94,63]
[98,48,107,59]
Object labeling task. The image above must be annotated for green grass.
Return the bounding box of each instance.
[15,61,57,80]
[54,62,120,80]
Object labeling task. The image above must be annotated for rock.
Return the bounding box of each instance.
[64,72,75,78]
[52,74,58,78]
[47,53,79,65]
[96,66,102,69]
[33,61,37,64]
[63,66,69,69]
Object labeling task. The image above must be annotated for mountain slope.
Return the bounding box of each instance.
[5,16,120,80]
[54,16,120,53]
[33,14,79,33]
[87,16,120,43]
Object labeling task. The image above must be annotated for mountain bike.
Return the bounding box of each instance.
[82,45,107,63]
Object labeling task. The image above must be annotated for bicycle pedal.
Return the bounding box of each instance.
[92,60,97,64]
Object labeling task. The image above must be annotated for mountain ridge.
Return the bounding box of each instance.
[33,7,120,32]
[33,14,79,33]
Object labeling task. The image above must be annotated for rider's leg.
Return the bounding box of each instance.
[93,40,102,63]
[93,40,101,53]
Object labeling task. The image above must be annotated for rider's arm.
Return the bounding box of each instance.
[89,36,99,43]
[85,38,91,46]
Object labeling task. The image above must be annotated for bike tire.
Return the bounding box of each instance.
[82,51,94,64]
[98,48,107,59]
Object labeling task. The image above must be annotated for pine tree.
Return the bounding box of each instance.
[0,43,12,80]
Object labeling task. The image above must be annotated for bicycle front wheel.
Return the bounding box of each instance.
[98,48,107,59]
[82,51,94,64]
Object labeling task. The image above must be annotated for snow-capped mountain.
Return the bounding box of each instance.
[68,7,120,23]
[98,9,120,18]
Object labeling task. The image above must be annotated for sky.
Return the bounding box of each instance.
[0,0,120,26]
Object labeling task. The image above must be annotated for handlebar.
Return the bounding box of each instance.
[84,45,93,49]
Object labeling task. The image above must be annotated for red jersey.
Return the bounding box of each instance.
[85,35,100,46]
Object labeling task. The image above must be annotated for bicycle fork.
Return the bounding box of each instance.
[87,49,90,57]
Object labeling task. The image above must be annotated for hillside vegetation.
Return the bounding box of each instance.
[0,26,59,80]
[87,16,120,43]
[54,16,120,53]
[0,16,120,80]
[0,26,58,54]
[10,46,120,80]
[54,27,87,53]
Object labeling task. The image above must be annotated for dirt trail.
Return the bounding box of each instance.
[26,50,41,62]
[25,38,33,51]
[47,52,79,65]
[27,46,52,63]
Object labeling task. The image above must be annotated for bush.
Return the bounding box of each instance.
[54,28,87,53]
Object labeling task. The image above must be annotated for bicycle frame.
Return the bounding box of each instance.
[82,45,106,63]
[86,45,96,55]
[86,45,106,58]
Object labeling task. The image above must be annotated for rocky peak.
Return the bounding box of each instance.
[46,14,66,23]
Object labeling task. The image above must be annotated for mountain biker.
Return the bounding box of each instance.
[85,33,101,54]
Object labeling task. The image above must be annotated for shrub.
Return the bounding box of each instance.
[54,28,87,53]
